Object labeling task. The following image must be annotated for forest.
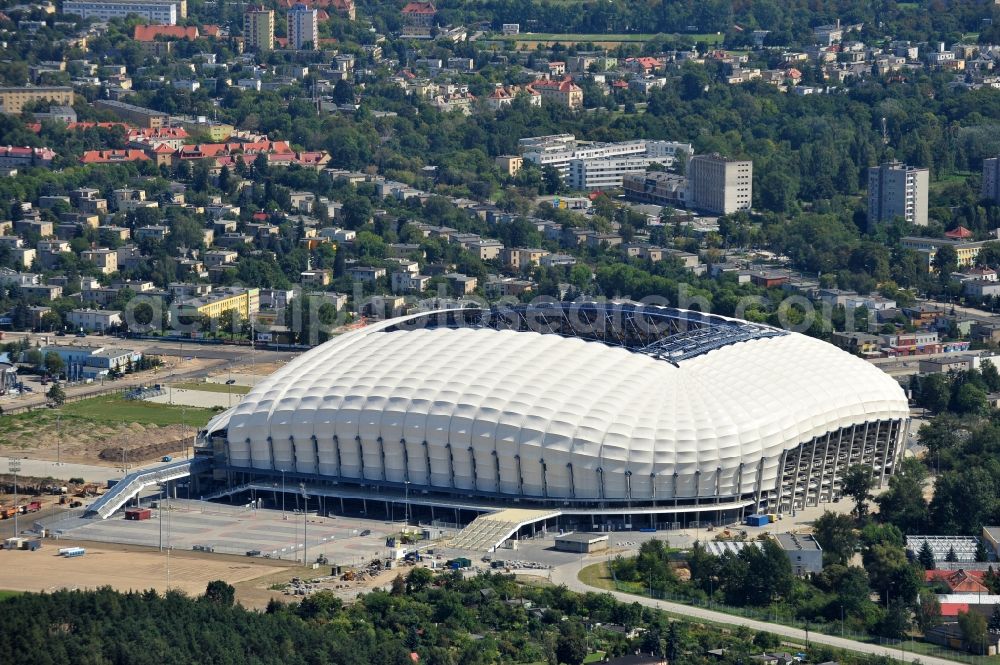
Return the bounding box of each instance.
[0,572,921,665]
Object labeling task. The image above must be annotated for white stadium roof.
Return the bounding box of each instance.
[205,306,909,503]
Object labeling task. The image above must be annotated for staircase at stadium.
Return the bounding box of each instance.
[448,508,561,552]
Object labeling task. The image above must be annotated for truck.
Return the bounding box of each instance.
[60,547,85,557]
[25,501,41,513]
[0,507,18,520]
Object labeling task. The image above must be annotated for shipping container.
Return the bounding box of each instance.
[124,508,152,521]
[746,514,770,527]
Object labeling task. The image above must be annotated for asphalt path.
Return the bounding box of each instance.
[548,559,962,665]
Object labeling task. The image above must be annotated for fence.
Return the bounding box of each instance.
[606,568,993,665]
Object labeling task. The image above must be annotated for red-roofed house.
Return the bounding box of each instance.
[530,77,583,109]
[201,24,222,37]
[127,126,190,150]
[486,84,540,110]
[925,569,989,594]
[946,225,974,239]
[786,68,803,83]
[401,1,435,26]
[80,150,151,164]
[134,24,200,41]
[0,146,56,168]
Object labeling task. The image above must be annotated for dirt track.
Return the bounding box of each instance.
[0,541,292,599]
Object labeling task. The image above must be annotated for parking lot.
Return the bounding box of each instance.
[43,499,445,567]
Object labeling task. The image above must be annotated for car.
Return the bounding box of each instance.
[360,529,371,537]
[75,332,86,338]
[55,331,66,337]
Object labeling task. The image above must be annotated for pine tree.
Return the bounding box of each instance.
[946,546,959,563]
[977,539,990,563]
[918,540,936,570]
[990,605,1000,634]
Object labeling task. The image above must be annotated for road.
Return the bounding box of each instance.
[548,560,960,665]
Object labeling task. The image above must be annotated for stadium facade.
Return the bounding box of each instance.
[198,303,909,526]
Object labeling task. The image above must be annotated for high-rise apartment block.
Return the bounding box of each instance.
[982,157,1000,203]
[867,161,928,230]
[686,154,753,215]
[244,6,275,51]
[288,4,318,50]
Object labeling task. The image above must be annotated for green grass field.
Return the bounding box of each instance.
[0,591,21,601]
[170,382,252,395]
[0,394,215,443]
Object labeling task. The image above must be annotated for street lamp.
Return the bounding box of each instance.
[8,458,19,538]
[225,377,236,408]
[299,483,308,566]
[404,480,411,526]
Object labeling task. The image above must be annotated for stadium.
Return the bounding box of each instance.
[196,302,910,530]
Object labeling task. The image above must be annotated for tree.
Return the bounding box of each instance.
[915,589,942,634]
[946,546,959,563]
[203,580,235,606]
[874,457,928,533]
[813,511,858,566]
[989,604,1000,633]
[842,464,875,520]
[406,567,433,593]
[47,383,65,406]
[555,621,588,665]
[959,610,989,654]
[390,574,406,596]
[934,243,959,280]
[43,351,65,377]
[332,79,355,105]
[918,540,936,570]
[953,382,987,415]
[978,539,990,563]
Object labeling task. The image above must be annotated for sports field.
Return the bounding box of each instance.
[499,31,724,47]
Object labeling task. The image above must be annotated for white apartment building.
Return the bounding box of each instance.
[68,308,123,333]
[523,138,693,181]
[686,154,753,215]
[568,155,662,190]
[288,4,317,50]
[867,161,928,230]
[63,0,183,23]
[391,272,431,293]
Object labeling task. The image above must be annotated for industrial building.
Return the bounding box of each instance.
[867,161,929,230]
[195,302,909,527]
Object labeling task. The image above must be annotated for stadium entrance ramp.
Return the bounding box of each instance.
[448,508,561,552]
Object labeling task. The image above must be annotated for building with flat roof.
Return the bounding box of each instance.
[288,4,317,49]
[867,161,929,230]
[63,0,185,23]
[0,86,74,115]
[983,157,1000,204]
[774,532,822,575]
[554,533,609,553]
[67,309,123,333]
[93,99,168,129]
[687,153,753,215]
[179,286,259,321]
[244,6,275,51]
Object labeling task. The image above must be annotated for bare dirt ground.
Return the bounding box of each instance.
[6,422,194,467]
[0,541,293,600]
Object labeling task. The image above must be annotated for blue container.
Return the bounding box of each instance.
[746,514,770,527]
